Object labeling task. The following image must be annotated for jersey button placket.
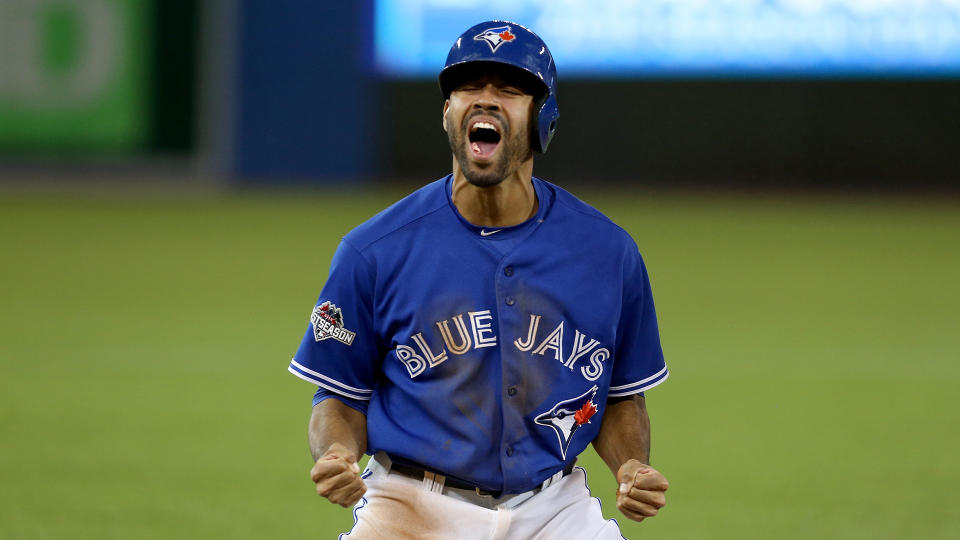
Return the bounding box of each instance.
[495,261,519,482]
[503,264,515,305]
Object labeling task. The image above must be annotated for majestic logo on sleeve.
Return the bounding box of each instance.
[535,386,599,460]
[310,301,356,346]
[474,26,516,53]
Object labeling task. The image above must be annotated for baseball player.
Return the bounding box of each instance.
[288,21,669,539]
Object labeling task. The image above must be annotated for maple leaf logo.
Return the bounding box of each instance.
[499,30,515,42]
[574,401,597,425]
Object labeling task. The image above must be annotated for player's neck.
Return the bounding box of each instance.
[451,164,538,228]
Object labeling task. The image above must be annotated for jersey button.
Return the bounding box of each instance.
[505,446,514,457]
[504,266,514,277]
[507,386,518,396]
[505,296,515,306]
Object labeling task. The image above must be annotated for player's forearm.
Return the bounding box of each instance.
[308,398,368,462]
[593,394,652,474]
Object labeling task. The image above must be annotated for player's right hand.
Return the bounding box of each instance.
[615,459,668,523]
[310,443,366,507]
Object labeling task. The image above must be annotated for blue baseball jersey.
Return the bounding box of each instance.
[288,175,668,494]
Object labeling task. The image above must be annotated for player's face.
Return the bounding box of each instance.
[443,68,537,188]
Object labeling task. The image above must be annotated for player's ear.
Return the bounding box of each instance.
[442,101,450,132]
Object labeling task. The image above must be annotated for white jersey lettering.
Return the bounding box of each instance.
[513,314,542,352]
[533,321,565,361]
[396,345,426,378]
[411,332,448,368]
[436,314,472,355]
[396,309,611,382]
[469,310,498,348]
[581,348,610,381]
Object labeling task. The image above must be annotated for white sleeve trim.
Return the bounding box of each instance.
[608,366,669,397]
[288,359,373,400]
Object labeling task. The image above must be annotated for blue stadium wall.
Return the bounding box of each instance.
[233,0,377,183]
[230,2,960,188]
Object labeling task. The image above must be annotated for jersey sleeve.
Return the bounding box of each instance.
[287,239,379,402]
[313,386,370,415]
[609,249,668,397]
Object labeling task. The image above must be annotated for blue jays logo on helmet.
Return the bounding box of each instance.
[535,385,599,460]
[473,25,516,53]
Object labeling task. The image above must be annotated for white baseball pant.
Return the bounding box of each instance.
[339,452,625,540]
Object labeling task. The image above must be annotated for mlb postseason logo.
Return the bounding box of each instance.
[474,25,516,53]
[310,301,356,346]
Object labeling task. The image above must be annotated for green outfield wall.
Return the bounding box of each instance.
[0,0,149,151]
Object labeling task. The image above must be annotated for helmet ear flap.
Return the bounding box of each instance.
[535,94,560,153]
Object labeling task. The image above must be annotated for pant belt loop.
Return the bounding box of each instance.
[499,490,535,510]
[541,469,564,490]
[372,451,392,475]
[423,470,446,493]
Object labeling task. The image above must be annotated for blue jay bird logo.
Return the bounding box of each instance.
[535,386,600,460]
[473,25,516,53]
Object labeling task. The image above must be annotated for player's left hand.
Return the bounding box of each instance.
[615,459,668,522]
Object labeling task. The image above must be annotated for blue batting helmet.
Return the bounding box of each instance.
[439,21,559,153]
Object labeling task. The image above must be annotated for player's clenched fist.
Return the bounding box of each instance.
[615,459,668,522]
[310,443,366,507]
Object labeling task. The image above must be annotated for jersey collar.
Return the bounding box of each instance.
[444,175,553,239]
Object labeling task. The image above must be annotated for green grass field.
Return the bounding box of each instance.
[2,187,958,539]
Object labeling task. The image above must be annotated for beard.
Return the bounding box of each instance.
[448,111,533,188]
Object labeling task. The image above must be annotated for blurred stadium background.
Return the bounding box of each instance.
[1,1,958,538]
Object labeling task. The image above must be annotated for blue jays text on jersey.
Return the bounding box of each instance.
[288,175,668,494]
[393,308,610,382]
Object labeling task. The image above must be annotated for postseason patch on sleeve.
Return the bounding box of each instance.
[310,301,357,346]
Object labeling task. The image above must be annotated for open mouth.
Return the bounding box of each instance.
[468,120,501,160]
